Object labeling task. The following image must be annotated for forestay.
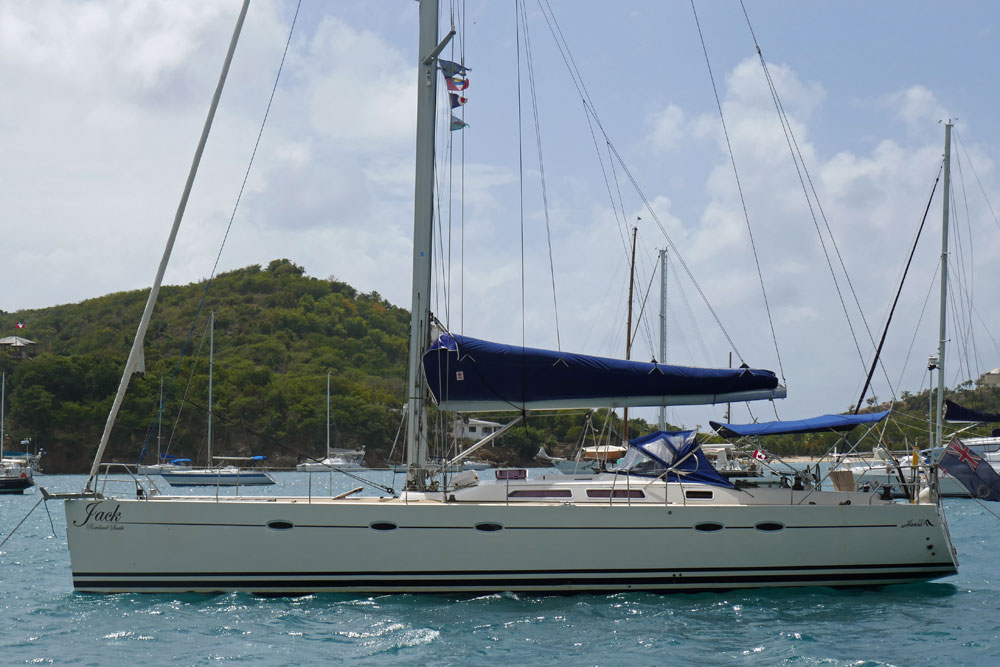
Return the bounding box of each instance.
[423,333,785,412]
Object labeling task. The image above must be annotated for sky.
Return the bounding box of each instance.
[2,0,999,434]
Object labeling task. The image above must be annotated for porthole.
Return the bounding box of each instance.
[475,522,504,532]
[370,521,398,531]
[755,522,785,532]
[266,520,294,531]
[685,490,714,500]
[694,522,724,532]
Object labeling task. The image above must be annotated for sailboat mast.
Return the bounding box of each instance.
[405,0,442,490]
[658,248,667,431]
[623,226,637,443]
[326,370,331,460]
[207,311,214,464]
[935,121,952,448]
[157,376,163,463]
[1,371,5,461]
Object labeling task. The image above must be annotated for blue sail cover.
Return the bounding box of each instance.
[709,410,890,438]
[944,400,1000,424]
[423,333,785,412]
[617,430,735,488]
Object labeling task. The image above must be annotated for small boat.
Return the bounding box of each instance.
[0,458,34,495]
[158,313,274,487]
[137,455,193,475]
[1,372,35,494]
[159,456,275,486]
[296,371,367,472]
[297,449,367,472]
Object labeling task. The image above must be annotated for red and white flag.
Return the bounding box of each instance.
[15,321,25,329]
[752,449,769,462]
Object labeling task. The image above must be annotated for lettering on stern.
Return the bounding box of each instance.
[74,502,125,531]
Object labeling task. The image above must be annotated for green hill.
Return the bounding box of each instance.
[3,259,999,472]
[0,259,409,472]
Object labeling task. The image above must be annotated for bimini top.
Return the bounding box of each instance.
[423,333,785,412]
[710,410,890,438]
[616,430,734,488]
[944,400,1000,424]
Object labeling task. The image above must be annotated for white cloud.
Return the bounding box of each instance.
[649,104,684,152]
[891,85,950,131]
[3,1,1000,430]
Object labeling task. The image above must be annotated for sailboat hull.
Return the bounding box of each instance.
[64,491,957,594]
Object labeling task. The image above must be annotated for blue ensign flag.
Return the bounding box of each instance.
[938,438,1000,501]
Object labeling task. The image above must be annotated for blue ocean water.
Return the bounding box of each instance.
[2,472,999,666]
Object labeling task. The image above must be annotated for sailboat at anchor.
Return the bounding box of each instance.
[158,311,275,487]
[48,0,958,594]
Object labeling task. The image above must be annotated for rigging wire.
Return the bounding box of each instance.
[536,0,748,364]
[739,0,914,406]
[689,0,784,380]
[949,149,980,381]
[955,130,1000,233]
[132,1,302,463]
[892,264,940,398]
[518,0,563,351]
[852,169,941,413]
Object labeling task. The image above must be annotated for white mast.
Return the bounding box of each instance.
[1,371,5,460]
[935,121,952,449]
[326,370,331,460]
[405,0,453,490]
[156,376,163,463]
[657,249,668,431]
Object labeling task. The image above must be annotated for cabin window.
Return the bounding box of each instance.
[496,469,528,480]
[586,489,644,499]
[266,520,294,531]
[469,426,477,433]
[507,489,572,498]
[370,522,398,531]
[475,522,503,532]
[685,490,714,500]
[694,522,724,532]
[755,522,785,532]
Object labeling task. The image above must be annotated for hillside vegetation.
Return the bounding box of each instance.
[1,260,409,472]
[3,259,999,472]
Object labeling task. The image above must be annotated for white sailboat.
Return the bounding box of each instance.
[1,371,36,495]
[159,312,275,487]
[137,377,194,475]
[49,0,958,594]
[296,371,367,472]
